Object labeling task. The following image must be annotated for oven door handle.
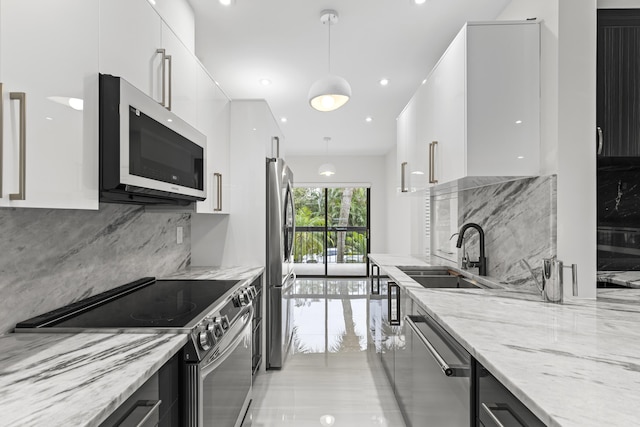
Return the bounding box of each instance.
[201,306,253,375]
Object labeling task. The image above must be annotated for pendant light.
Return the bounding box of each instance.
[318,137,336,176]
[309,10,352,112]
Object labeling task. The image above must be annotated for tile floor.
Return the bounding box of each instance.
[244,278,406,427]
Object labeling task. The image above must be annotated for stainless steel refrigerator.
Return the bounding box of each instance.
[265,157,295,370]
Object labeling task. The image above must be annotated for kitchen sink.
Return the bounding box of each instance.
[398,267,452,276]
[410,275,480,289]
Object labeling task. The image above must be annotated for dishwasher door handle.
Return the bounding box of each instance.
[405,315,453,376]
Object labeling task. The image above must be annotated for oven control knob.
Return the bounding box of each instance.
[232,295,242,308]
[197,328,212,351]
[250,286,258,298]
[205,320,218,345]
[213,317,228,334]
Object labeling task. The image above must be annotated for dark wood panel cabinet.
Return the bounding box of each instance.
[597,9,640,157]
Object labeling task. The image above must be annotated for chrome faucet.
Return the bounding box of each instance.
[455,223,487,276]
[450,233,470,270]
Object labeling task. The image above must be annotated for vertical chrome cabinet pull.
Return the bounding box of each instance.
[401,162,408,192]
[214,172,222,211]
[0,83,3,198]
[9,92,26,201]
[596,127,603,155]
[388,282,401,326]
[166,54,172,111]
[430,141,438,184]
[272,136,280,158]
[156,48,166,107]
[371,264,380,295]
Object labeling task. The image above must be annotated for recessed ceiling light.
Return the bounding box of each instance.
[219,0,232,5]
[517,156,524,159]
[167,118,173,123]
[260,78,272,86]
[422,79,427,85]
[515,120,523,124]
[281,117,287,123]
[414,0,427,4]
[46,117,53,121]
[147,0,156,5]
[365,116,373,122]
[379,78,390,86]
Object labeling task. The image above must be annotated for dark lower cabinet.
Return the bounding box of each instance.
[99,352,180,427]
[475,361,545,427]
[597,9,640,157]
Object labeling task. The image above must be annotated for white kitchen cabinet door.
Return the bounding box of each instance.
[409,81,432,192]
[396,96,416,194]
[161,22,197,128]
[465,22,540,176]
[99,0,163,103]
[195,66,230,215]
[430,27,466,185]
[0,0,99,209]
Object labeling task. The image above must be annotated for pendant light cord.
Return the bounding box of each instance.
[327,18,332,74]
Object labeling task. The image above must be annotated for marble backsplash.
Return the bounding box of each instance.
[0,204,190,334]
[432,175,557,290]
[597,162,640,270]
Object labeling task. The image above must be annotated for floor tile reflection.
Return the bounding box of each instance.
[246,279,406,427]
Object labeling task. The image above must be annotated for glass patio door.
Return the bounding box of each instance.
[293,187,370,277]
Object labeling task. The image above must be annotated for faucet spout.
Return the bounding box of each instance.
[456,223,487,276]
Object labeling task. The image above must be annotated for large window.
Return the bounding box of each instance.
[293,187,370,277]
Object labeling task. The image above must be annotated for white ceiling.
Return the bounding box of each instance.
[188,0,512,156]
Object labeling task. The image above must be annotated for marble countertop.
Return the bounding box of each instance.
[369,253,640,427]
[0,265,264,427]
[0,332,186,427]
[597,270,640,288]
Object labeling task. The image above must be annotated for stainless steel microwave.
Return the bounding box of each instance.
[99,74,206,206]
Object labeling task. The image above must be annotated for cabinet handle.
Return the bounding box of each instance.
[596,126,603,155]
[429,141,438,184]
[401,162,408,192]
[115,399,162,427]
[272,136,280,158]
[0,83,3,198]
[388,282,401,326]
[371,264,380,295]
[156,48,167,108]
[9,92,26,201]
[214,172,222,212]
[481,403,526,427]
[166,54,172,111]
[156,49,172,110]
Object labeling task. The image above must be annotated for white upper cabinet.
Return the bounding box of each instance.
[99,0,163,103]
[195,67,230,215]
[0,0,99,209]
[160,22,197,128]
[397,20,540,192]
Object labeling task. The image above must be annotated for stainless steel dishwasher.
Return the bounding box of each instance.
[400,309,472,426]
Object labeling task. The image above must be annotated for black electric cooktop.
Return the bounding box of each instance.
[16,278,241,329]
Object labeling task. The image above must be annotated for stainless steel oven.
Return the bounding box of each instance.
[184,304,253,427]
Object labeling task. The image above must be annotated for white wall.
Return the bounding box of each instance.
[498,0,597,298]
[286,155,388,254]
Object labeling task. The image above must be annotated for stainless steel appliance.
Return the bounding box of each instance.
[403,309,471,427]
[15,277,257,427]
[99,74,206,206]
[265,156,295,370]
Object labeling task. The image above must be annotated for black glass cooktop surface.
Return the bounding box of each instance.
[39,279,240,329]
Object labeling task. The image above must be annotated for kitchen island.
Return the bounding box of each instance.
[370,253,640,427]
